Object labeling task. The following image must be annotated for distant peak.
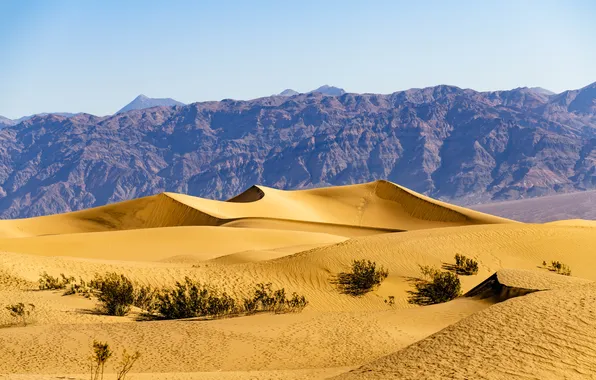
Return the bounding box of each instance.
[116,94,185,114]
[278,89,300,97]
[527,87,556,96]
[309,85,346,96]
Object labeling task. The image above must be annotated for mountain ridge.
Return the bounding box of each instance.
[0,82,594,218]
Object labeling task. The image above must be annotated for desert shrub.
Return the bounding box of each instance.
[546,260,572,276]
[454,254,479,275]
[335,259,389,296]
[408,265,461,305]
[285,292,308,312]
[5,302,35,326]
[243,283,308,314]
[133,285,159,313]
[63,277,95,298]
[90,340,112,380]
[92,273,135,316]
[116,349,141,380]
[156,277,237,319]
[38,272,75,290]
[384,295,395,306]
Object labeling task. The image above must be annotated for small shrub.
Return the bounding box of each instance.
[454,254,479,275]
[92,273,135,316]
[156,277,237,319]
[285,292,308,312]
[63,277,95,298]
[335,259,389,296]
[5,303,35,326]
[384,295,395,307]
[545,260,572,276]
[242,283,308,314]
[408,265,461,305]
[39,272,74,290]
[116,349,141,380]
[133,285,159,313]
[90,340,112,380]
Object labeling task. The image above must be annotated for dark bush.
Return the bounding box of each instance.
[133,285,159,313]
[38,272,74,290]
[454,254,479,275]
[6,302,35,326]
[156,277,237,319]
[92,273,135,316]
[335,259,388,295]
[408,265,461,305]
[242,283,308,314]
[545,260,571,276]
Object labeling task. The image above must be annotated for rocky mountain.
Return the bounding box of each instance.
[0,82,594,218]
[0,116,14,128]
[0,113,79,128]
[116,94,185,114]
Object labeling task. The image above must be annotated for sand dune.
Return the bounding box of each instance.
[0,181,593,379]
[0,226,346,262]
[0,180,511,239]
[335,281,596,379]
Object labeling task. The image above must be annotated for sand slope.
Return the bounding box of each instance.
[0,180,512,239]
[0,181,593,379]
[335,281,596,379]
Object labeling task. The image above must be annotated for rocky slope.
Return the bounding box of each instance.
[0,82,594,218]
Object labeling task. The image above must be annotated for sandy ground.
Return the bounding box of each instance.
[472,189,596,222]
[0,180,594,379]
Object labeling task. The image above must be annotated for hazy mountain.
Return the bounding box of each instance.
[279,89,300,97]
[14,112,79,123]
[0,82,594,218]
[528,87,556,96]
[0,116,15,128]
[309,85,346,96]
[1,113,79,128]
[116,94,185,114]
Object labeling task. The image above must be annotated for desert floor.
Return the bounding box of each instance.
[1,180,594,379]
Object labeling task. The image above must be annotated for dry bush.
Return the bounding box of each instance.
[91,273,135,316]
[90,340,112,380]
[335,259,388,295]
[156,277,238,319]
[544,260,572,276]
[454,254,479,275]
[133,285,159,313]
[116,349,141,380]
[5,302,35,326]
[38,272,74,290]
[408,265,461,305]
[242,283,308,314]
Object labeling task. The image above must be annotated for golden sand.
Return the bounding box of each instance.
[0,180,593,379]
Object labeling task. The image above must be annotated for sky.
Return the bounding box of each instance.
[0,0,595,119]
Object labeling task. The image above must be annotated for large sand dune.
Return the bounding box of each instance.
[0,181,593,379]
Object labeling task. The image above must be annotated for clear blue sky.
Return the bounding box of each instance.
[1,0,595,118]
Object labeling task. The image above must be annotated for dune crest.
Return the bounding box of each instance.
[0,180,512,239]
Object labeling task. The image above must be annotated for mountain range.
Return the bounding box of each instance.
[0,82,594,218]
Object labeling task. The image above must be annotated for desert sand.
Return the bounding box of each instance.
[0,180,594,379]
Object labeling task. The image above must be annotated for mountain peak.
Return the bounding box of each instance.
[309,85,346,96]
[278,89,300,97]
[116,95,185,114]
